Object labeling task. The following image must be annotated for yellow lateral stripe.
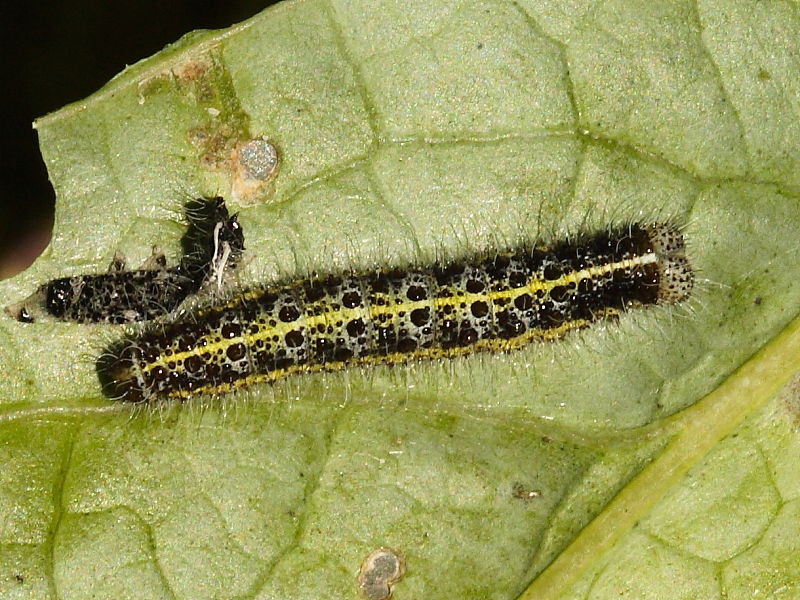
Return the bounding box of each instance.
[143,254,652,375]
[165,311,619,398]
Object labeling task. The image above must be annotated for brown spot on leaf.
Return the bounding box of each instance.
[357,547,405,600]
[172,56,212,84]
[512,482,542,501]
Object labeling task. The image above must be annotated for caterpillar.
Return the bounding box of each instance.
[7,197,243,324]
[96,223,693,403]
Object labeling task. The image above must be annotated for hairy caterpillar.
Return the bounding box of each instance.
[97,223,692,403]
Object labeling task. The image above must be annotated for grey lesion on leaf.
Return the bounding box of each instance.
[236,138,279,182]
[357,547,405,600]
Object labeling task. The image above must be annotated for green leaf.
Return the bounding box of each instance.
[2,0,799,598]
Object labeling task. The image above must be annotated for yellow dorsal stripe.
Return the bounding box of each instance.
[140,253,655,375]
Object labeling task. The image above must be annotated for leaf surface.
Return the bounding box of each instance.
[1,1,799,598]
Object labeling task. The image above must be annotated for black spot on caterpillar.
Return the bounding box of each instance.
[7,197,244,324]
[97,223,693,403]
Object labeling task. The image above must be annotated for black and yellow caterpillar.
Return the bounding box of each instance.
[97,223,692,402]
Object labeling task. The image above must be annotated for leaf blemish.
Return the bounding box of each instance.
[512,482,542,501]
[236,138,279,181]
[169,49,280,205]
[357,547,405,600]
[230,137,280,201]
